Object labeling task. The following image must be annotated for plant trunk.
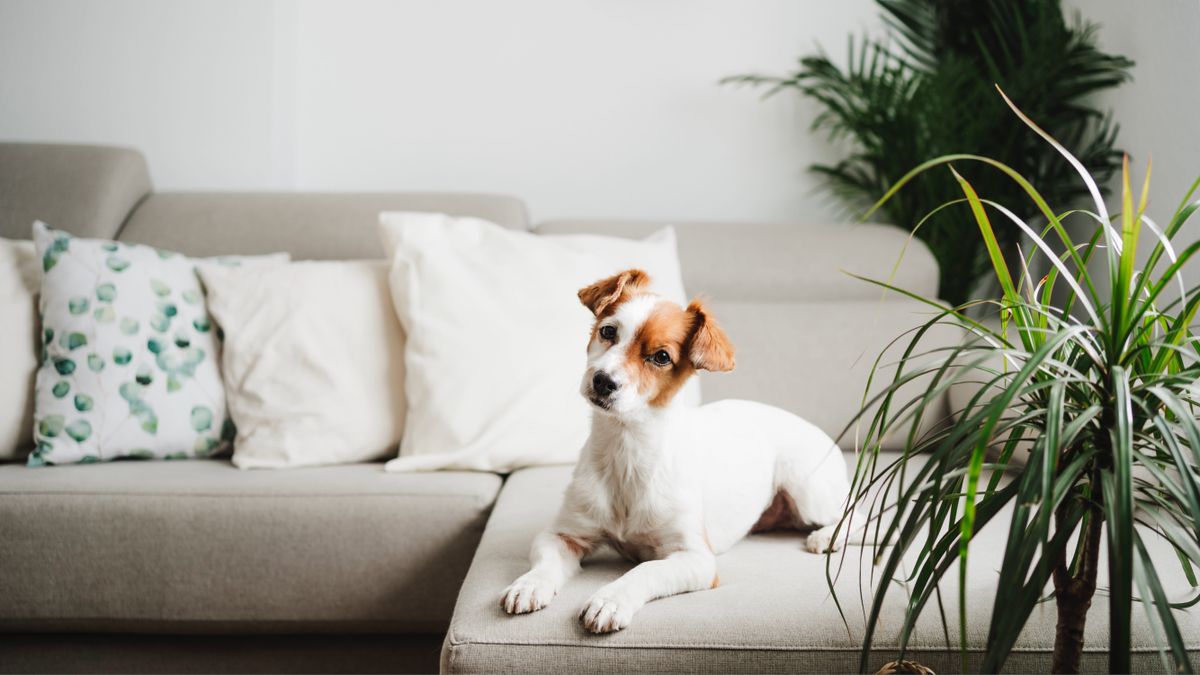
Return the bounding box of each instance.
[1051,496,1104,674]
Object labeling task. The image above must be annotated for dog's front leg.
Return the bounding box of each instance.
[579,547,716,633]
[501,530,591,615]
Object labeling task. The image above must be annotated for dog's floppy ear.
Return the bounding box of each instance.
[685,299,735,372]
[578,269,650,316]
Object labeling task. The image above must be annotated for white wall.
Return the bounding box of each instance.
[0,0,281,188]
[0,0,1196,229]
[1063,0,1200,279]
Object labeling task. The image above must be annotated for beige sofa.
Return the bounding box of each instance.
[1,143,1194,673]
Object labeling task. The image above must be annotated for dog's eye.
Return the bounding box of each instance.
[650,350,672,366]
[599,325,617,341]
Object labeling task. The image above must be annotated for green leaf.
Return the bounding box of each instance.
[183,347,205,366]
[65,419,91,442]
[118,382,142,402]
[87,354,104,372]
[182,289,203,305]
[174,333,190,348]
[156,300,178,318]
[221,417,236,442]
[166,374,182,393]
[38,415,64,438]
[53,357,76,375]
[150,278,170,297]
[73,394,93,412]
[78,454,99,464]
[96,282,117,302]
[190,406,213,432]
[147,337,166,354]
[27,442,50,467]
[60,332,87,350]
[150,313,170,332]
[51,381,70,398]
[93,306,116,323]
[105,256,130,272]
[112,347,132,365]
[100,242,119,253]
[42,248,59,272]
[120,317,139,335]
[43,328,53,345]
[68,297,90,315]
[193,435,218,456]
[192,317,212,333]
[135,365,153,386]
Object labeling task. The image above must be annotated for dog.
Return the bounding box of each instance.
[500,269,860,633]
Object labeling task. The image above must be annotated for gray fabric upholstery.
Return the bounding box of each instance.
[443,464,1200,674]
[118,192,529,259]
[0,634,442,674]
[0,460,502,633]
[0,143,151,241]
[701,299,961,450]
[535,220,939,301]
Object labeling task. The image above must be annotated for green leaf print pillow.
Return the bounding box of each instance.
[30,221,287,466]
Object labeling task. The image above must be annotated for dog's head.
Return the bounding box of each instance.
[577,269,735,418]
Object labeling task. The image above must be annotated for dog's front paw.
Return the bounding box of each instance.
[805,525,838,554]
[579,592,640,634]
[501,573,558,615]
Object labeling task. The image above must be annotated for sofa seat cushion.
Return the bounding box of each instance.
[0,460,501,633]
[443,463,1200,673]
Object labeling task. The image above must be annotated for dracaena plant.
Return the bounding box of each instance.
[833,89,1200,674]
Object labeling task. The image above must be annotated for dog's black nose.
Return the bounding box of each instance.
[592,371,619,396]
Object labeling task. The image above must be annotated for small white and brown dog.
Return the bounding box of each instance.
[500,269,860,633]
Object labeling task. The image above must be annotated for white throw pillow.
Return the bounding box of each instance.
[0,239,39,461]
[30,221,287,465]
[199,261,407,469]
[379,212,693,472]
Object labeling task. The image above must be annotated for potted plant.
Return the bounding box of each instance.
[723,0,1133,306]
[835,89,1199,674]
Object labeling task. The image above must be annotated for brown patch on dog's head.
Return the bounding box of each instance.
[685,299,735,373]
[624,300,696,407]
[620,298,737,408]
[578,269,650,317]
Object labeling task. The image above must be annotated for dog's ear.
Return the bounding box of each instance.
[578,269,650,316]
[685,299,735,372]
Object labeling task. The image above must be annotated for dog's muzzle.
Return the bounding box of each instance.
[588,371,620,409]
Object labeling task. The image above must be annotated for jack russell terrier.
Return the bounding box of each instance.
[501,269,859,633]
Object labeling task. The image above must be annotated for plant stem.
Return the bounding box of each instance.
[1051,478,1104,674]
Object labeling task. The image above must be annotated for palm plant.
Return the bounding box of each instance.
[723,0,1133,306]
[833,89,1200,674]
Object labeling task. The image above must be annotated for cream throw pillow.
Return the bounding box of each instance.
[199,261,406,469]
[0,239,39,460]
[379,212,693,473]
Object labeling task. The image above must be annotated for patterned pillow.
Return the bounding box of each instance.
[30,221,287,466]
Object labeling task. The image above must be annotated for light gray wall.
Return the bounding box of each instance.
[0,0,1196,234]
[1063,0,1200,291]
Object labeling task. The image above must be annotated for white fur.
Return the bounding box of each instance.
[501,292,861,633]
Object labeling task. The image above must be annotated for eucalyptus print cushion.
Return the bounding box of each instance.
[30,221,287,466]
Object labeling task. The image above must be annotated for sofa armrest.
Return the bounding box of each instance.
[0,143,151,240]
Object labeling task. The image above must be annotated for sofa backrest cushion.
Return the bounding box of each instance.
[0,143,151,241]
[118,193,529,259]
[535,219,949,450]
[535,219,938,301]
